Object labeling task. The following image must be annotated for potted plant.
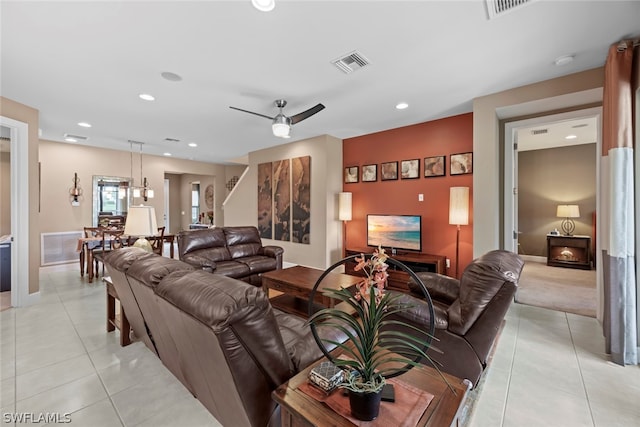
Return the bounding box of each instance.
[308,247,451,421]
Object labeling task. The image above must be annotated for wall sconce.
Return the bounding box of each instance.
[338,192,352,257]
[556,204,580,235]
[449,187,469,279]
[69,172,82,206]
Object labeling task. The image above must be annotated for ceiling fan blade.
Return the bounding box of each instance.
[229,106,274,121]
[290,103,325,125]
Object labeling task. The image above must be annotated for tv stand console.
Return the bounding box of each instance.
[344,248,446,292]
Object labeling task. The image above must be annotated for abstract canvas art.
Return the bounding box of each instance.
[272,159,291,241]
[291,156,311,244]
[257,162,273,238]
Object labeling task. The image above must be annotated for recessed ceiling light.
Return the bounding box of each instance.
[77,122,92,128]
[554,55,574,66]
[161,71,182,82]
[188,142,197,147]
[64,137,77,143]
[163,152,172,156]
[396,102,409,110]
[252,0,275,12]
[565,134,577,140]
[139,93,155,101]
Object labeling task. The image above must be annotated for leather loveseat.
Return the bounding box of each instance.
[388,249,524,387]
[103,247,338,427]
[177,226,283,286]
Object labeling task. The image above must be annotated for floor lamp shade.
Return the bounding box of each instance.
[449,187,469,225]
[338,192,352,221]
[125,205,158,252]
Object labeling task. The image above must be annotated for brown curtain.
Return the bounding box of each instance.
[601,39,638,365]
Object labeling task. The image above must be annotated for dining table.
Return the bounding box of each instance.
[77,233,176,283]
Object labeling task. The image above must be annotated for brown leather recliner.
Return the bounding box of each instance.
[390,249,524,387]
[104,247,340,427]
[177,226,283,286]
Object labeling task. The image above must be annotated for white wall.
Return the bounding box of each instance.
[224,134,343,269]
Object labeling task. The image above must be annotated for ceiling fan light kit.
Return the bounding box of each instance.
[230,99,325,139]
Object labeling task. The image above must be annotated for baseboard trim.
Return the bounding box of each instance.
[519,255,546,264]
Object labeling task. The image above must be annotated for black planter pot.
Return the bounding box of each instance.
[349,389,382,421]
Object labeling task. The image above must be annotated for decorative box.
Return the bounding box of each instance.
[308,361,344,393]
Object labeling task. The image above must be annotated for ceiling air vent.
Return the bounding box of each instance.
[331,50,371,74]
[64,133,88,141]
[164,137,180,143]
[531,129,548,135]
[485,0,535,20]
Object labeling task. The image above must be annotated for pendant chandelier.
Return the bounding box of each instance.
[127,141,154,202]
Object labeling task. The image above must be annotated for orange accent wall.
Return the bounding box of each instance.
[343,113,473,277]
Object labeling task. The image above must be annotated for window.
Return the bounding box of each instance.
[191,183,200,223]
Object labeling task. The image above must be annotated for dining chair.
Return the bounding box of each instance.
[81,227,104,277]
[93,229,126,278]
[151,226,166,256]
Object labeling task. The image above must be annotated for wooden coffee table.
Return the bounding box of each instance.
[273,352,471,427]
[261,265,362,318]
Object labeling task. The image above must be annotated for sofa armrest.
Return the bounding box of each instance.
[182,254,216,272]
[289,324,349,372]
[409,272,460,304]
[262,245,284,269]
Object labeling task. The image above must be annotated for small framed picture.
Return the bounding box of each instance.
[450,152,473,175]
[424,155,445,177]
[401,159,420,179]
[362,164,377,182]
[344,166,359,183]
[380,161,398,181]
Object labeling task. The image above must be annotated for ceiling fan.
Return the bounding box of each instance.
[229,99,325,138]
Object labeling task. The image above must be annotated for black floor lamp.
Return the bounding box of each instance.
[449,187,469,279]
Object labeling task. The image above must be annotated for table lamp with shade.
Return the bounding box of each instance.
[449,187,469,279]
[124,205,158,252]
[556,204,580,236]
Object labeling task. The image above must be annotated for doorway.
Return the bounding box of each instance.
[0,116,31,308]
[504,107,601,316]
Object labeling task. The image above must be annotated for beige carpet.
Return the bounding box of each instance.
[515,261,597,317]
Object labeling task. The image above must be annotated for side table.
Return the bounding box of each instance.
[273,357,470,427]
[104,276,132,346]
[546,234,592,270]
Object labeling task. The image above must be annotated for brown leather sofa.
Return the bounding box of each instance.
[177,226,283,286]
[389,249,524,387]
[103,247,337,427]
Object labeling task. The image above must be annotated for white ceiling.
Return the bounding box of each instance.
[1,1,638,164]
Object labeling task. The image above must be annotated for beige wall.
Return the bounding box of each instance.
[472,68,604,257]
[0,152,9,236]
[0,97,40,294]
[224,135,343,269]
[38,140,234,238]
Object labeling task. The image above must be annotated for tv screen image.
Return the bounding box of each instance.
[367,214,422,252]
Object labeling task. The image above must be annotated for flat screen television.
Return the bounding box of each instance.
[367,214,422,252]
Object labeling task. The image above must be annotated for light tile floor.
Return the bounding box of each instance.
[1,263,639,426]
[468,303,640,427]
